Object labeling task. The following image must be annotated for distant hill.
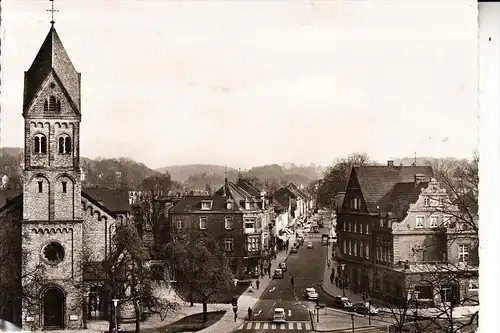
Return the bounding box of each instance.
[157,164,239,183]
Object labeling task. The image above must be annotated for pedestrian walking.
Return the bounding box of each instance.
[256,279,260,290]
[268,268,272,278]
[330,273,334,285]
[247,307,253,320]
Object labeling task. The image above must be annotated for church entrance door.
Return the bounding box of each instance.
[43,288,64,328]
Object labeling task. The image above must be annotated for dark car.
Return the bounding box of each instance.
[353,302,379,315]
[332,296,353,309]
[298,238,304,246]
[273,268,284,279]
[290,246,298,254]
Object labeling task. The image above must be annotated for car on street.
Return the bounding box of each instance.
[353,302,379,315]
[307,241,313,249]
[298,237,304,246]
[304,226,311,233]
[290,246,298,253]
[273,268,284,279]
[332,296,353,309]
[273,308,287,323]
[278,262,287,271]
[303,287,319,301]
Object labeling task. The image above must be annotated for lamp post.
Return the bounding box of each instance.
[341,264,346,297]
[368,297,371,325]
[112,298,119,333]
[350,313,355,333]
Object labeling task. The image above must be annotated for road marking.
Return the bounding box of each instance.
[288,322,293,329]
[288,309,292,317]
[305,322,311,330]
[269,287,276,292]
[255,309,262,316]
[255,322,261,329]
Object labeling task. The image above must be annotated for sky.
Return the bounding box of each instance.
[0,0,479,169]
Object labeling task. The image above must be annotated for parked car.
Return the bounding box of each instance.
[278,262,287,271]
[290,246,298,254]
[332,296,353,309]
[307,241,313,249]
[353,302,379,315]
[303,287,319,301]
[273,308,287,323]
[273,268,284,279]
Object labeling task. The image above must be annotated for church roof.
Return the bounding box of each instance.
[24,25,81,112]
[82,188,131,213]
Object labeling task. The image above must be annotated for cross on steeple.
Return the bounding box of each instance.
[46,0,59,26]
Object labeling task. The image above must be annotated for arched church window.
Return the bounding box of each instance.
[34,134,47,154]
[56,100,61,112]
[44,100,49,111]
[42,242,65,264]
[58,135,71,154]
[49,96,57,111]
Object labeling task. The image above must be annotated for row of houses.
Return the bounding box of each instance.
[132,176,315,279]
[335,161,479,306]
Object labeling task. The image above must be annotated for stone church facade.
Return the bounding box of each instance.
[0,23,130,330]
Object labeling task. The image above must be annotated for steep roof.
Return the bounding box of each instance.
[0,189,22,209]
[82,188,131,213]
[24,25,81,113]
[287,183,310,200]
[169,194,241,214]
[353,165,433,210]
[379,181,429,218]
[236,178,262,197]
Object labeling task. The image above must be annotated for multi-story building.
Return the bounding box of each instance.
[167,177,274,278]
[337,161,478,306]
[336,161,433,296]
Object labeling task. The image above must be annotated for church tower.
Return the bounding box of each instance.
[21,19,84,329]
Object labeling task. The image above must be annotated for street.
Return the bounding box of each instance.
[234,218,394,332]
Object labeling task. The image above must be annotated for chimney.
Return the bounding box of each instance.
[387,160,394,167]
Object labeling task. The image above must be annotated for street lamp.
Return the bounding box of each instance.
[350,313,355,333]
[112,298,119,333]
[341,264,346,297]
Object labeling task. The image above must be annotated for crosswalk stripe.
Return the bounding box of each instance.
[242,321,312,330]
[288,322,293,329]
[255,322,261,329]
[305,322,311,330]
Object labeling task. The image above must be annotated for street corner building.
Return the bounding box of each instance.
[167,176,277,279]
[0,23,131,330]
[335,161,479,306]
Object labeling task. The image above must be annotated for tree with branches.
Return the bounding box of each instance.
[166,231,233,323]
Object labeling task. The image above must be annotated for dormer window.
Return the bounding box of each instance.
[58,135,72,154]
[226,200,234,210]
[424,198,430,207]
[34,134,47,154]
[201,200,212,210]
[245,201,251,210]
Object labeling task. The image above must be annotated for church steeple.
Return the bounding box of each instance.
[23,25,81,114]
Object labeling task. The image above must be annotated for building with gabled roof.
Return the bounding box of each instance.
[0,23,131,329]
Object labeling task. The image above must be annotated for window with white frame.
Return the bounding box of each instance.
[224,238,234,251]
[424,197,430,207]
[353,222,357,233]
[366,223,369,234]
[225,216,233,229]
[176,218,183,229]
[244,218,256,230]
[443,215,453,227]
[376,246,381,260]
[347,221,351,232]
[245,201,251,210]
[199,217,207,229]
[458,244,469,264]
[430,216,439,228]
[354,241,358,256]
[248,237,259,252]
[201,201,212,210]
[360,241,364,258]
[416,216,425,228]
[348,240,352,255]
[380,219,384,227]
[365,243,370,259]
[438,197,444,207]
[343,239,347,254]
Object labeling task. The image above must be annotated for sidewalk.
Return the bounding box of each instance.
[198,237,295,333]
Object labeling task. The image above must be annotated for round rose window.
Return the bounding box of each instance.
[42,242,65,264]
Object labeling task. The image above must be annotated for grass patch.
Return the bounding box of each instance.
[129,310,226,333]
[172,281,250,304]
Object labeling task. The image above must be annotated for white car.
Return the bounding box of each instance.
[307,241,313,249]
[273,308,286,323]
[303,287,319,301]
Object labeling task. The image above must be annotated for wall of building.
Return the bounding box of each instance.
[81,198,116,262]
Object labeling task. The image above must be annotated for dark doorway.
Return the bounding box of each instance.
[43,288,64,328]
[88,286,110,320]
